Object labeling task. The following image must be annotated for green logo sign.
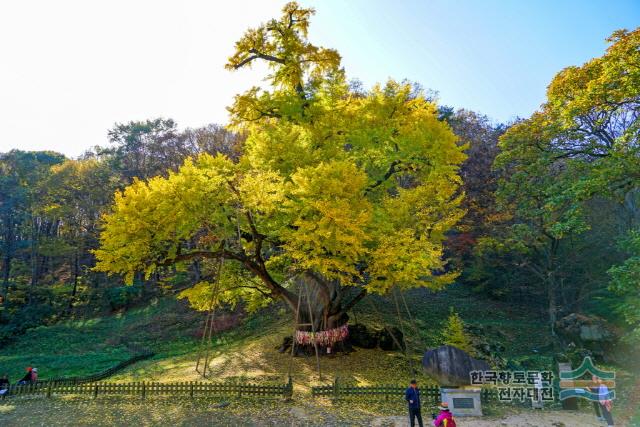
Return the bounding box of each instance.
[558,357,615,401]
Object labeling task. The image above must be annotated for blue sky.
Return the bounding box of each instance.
[301,0,640,122]
[0,0,638,157]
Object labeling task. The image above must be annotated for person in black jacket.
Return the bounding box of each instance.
[17,367,33,385]
[405,379,424,427]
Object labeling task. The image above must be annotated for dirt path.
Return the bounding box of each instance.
[371,411,612,427]
[1,398,628,427]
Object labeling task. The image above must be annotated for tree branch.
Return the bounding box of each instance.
[158,249,225,266]
[227,284,273,299]
[233,49,285,69]
[342,288,367,313]
[225,181,265,260]
[365,160,401,194]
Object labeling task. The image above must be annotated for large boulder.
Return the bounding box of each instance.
[349,324,406,351]
[555,313,618,361]
[422,345,490,387]
[555,313,616,343]
[379,327,405,351]
[349,323,378,349]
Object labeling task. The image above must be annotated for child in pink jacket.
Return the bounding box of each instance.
[433,402,456,427]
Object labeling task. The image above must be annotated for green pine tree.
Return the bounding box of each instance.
[443,308,476,356]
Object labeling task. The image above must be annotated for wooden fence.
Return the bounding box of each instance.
[312,379,497,402]
[1,377,293,400]
[3,377,507,402]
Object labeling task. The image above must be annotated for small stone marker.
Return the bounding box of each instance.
[440,388,482,416]
[558,362,578,410]
[532,372,544,409]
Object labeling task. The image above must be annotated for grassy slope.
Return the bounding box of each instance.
[0,285,589,384]
[1,284,552,383]
[0,298,202,382]
[1,285,638,425]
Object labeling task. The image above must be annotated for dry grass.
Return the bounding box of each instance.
[110,322,434,393]
[0,396,612,427]
[1,291,627,426]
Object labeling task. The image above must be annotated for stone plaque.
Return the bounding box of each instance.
[452,397,475,409]
[441,388,482,416]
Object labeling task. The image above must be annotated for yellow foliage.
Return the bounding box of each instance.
[282,160,371,281]
[95,2,467,311]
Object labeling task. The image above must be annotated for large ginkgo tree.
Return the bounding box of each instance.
[95,2,466,331]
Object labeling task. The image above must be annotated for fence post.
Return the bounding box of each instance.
[190,381,194,398]
[333,377,339,399]
[46,382,53,398]
[286,376,293,400]
[93,383,99,399]
[142,381,146,399]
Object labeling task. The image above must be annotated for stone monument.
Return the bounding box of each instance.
[422,345,490,416]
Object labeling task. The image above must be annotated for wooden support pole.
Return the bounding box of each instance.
[303,282,322,380]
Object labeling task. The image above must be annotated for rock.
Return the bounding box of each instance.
[555,313,618,361]
[556,313,616,344]
[349,323,378,349]
[378,327,405,351]
[580,324,613,341]
[422,345,491,387]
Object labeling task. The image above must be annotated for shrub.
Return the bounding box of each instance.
[442,308,476,356]
[106,285,143,311]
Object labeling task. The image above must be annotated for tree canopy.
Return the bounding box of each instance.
[490,28,640,337]
[94,2,466,324]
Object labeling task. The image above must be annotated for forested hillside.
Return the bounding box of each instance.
[0,1,638,410]
[0,122,243,343]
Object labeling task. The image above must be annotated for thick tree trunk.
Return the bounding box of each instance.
[182,249,363,333]
[525,236,561,339]
[289,272,361,332]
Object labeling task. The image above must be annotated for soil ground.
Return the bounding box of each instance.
[0,397,624,427]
